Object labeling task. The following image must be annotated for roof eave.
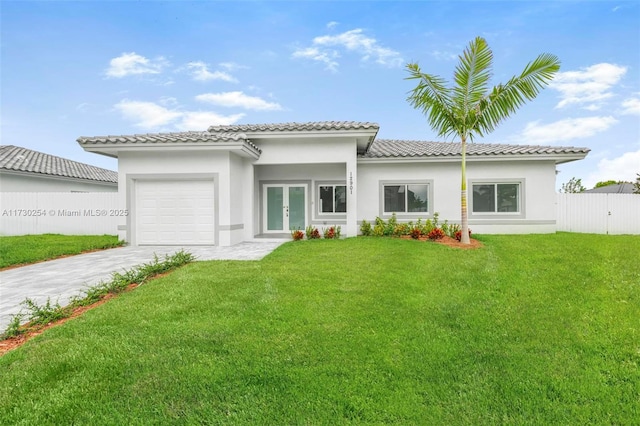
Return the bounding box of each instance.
[358,152,590,164]
[78,141,261,160]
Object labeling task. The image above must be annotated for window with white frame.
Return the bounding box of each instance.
[472,183,520,213]
[319,184,347,213]
[383,184,429,213]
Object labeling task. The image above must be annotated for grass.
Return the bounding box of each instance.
[0,233,638,424]
[0,234,123,268]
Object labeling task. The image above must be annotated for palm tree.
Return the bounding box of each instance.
[406,37,560,243]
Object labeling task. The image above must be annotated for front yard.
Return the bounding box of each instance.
[0,234,638,424]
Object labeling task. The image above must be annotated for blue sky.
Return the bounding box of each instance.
[2,1,639,189]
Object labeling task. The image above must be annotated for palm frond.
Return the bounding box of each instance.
[452,36,493,131]
[405,62,457,138]
[476,53,560,134]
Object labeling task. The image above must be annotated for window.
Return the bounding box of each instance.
[319,185,346,213]
[472,183,520,213]
[383,184,429,213]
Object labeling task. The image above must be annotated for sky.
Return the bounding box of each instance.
[2,0,639,189]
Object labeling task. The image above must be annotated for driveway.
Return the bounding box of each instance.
[0,240,286,331]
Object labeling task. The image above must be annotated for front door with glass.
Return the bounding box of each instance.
[263,184,307,233]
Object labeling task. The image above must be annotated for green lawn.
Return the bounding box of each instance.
[1,234,638,424]
[0,234,123,268]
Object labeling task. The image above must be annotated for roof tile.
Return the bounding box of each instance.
[77,131,261,152]
[208,121,380,133]
[361,139,590,158]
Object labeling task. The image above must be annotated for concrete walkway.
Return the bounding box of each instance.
[0,240,286,330]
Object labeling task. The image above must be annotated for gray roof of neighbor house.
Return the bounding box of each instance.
[361,139,590,159]
[583,183,635,194]
[208,121,380,133]
[0,145,118,183]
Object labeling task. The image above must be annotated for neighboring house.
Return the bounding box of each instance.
[78,121,589,246]
[583,183,635,194]
[0,145,117,192]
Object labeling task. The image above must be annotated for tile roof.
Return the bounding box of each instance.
[77,131,260,152]
[361,139,591,158]
[0,145,118,183]
[208,121,380,133]
[584,183,635,194]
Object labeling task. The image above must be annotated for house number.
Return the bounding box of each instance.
[349,172,354,195]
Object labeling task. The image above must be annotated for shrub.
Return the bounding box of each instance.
[323,226,341,239]
[291,229,304,241]
[427,228,445,240]
[305,225,321,239]
[410,227,422,239]
[393,223,410,237]
[360,220,372,236]
[447,223,461,238]
[384,213,398,236]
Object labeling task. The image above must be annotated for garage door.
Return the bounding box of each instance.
[136,180,215,245]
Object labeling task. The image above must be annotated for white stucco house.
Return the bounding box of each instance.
[0,145,117,192]
[77,121,589,246]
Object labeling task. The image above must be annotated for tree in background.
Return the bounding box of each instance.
[406,37,560,243]
[561,177,586,193]
[634,174,640,195]
[594,180,618,189]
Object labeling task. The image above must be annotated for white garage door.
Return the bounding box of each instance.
[136,180,215,245]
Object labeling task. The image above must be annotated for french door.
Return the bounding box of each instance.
[263,184,307,233]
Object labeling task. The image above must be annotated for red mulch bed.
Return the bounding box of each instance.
[399,235,483,249]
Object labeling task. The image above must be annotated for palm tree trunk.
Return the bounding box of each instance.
[460,135,471,244]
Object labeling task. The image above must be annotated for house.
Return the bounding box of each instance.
[77,121,589,246]
[583,183,635,194]
[0,145,117,192]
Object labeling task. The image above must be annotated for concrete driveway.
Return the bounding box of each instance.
[0,240,286,330]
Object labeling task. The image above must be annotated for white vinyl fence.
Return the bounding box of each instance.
[557,193,640,235]
[0,192,122,236]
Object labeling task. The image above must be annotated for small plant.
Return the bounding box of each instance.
[323,226,337,239]
[291,229,304,241]
[1,314,23,339]
[427,228,445,240]
[393,223,410,237]
[360,220,373,236]
[373,217,385,236]
[455,229,472,242]
[410,227,422,240]
[305,225,321,239]
[447,223,461,238]
[384,213,398,236]
[422,218,435,235]
[22,298,69,326]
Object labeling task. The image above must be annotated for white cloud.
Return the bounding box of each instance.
[292,28,402,71]
[520,116,618,144]
[114,99,244,130]
[106,52,168,78]
[114,100,182,129]
[291,47,340,72]
[186,61,238,82]
[177,111,245,130]
[621,96,640,115]
[327,21,339,29]
[219,62,248,71]
[585,149,640,188]
[550,63,627,109]
[196,91,282,111]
